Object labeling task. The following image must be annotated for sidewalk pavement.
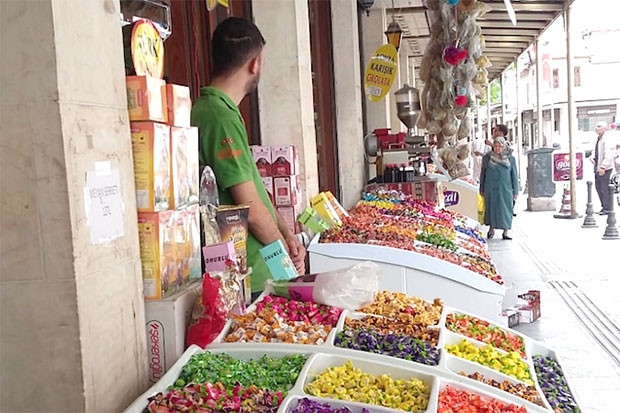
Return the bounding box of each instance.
[486,200,620,413]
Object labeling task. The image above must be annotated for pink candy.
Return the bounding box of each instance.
[255,295,342,327]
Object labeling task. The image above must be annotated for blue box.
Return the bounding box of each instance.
[259,240,298,281]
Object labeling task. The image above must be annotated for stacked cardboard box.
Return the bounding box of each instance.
[126,75,200,300]
[251,145,302,233]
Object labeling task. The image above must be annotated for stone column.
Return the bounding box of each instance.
[330,0,366,208]
[253,0,319,204]
[360,7,392,132]
[1,0,147,411]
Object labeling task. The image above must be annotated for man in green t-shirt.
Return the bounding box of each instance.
[191,17,306,299]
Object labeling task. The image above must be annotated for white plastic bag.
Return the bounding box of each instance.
[267,261,381,311]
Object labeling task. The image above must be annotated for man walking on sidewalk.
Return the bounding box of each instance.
[592,122,615,214]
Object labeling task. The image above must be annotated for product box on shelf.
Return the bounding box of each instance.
[365,180,440,205]
[144,280,201,383]
[170,126,190,210]
[274,176,300,206]
[298,207,331,233]
[185,204,202,280]
[202,241,236,273]
[276,204,302,233]
[251,146,272,177]
[165,84,192,127]
[131,122,171,212]
[501,308,521,329]
[261,176,274,204]
[325,190,349,219]
[271,145,299,176]
[138,210,175,300]
[310,193,342,226]
[260,240,299,281]
[516,290,541,323]
[186,127,199,205]
[171,210,190,287]
[126,75,167,123]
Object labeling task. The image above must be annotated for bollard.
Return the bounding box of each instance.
[602,183,619,240]
[582,181,598,228]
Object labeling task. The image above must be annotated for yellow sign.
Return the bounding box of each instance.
[364,44,398,102]
[131,20,164,79]
[206,0,228,10]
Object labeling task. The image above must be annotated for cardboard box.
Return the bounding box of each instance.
[262,177,274,204]
[131,122,171,212]
[325,191,349,219]
[170,127,191,210]
[185,205,202,280]
[252,146,272,177]
[260,240,298,281]
[145,281,201,383]
[311,193,342,226]
[171,210,189,287]
[202,241,236,273]
[186,127,199,205]
[165,84,192,127]
[271,145,299,176]
[276,204,302,233]
[138,211,176,300]
[298,206,331,233]
[126,76,167,123]
[516,290,541,323]
[501,309,521,329]
[274,176,299,206]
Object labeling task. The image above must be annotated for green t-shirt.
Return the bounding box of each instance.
[191,86,277,293]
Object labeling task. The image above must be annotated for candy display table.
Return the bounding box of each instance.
[126,293,581,413]
[308,236,507,323]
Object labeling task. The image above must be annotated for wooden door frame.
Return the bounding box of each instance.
[308,0,340,199]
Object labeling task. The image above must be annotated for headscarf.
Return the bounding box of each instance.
[489,136,511,167]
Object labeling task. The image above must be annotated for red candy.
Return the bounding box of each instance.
[438,386,528,413]
[255,295,342,327]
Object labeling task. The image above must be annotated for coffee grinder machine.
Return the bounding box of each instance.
[364,84,432,181]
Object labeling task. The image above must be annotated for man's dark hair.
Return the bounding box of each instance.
[212,17,266,77]
[497,124,509,137]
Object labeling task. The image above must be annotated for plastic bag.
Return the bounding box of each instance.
[266,261,381,311]
[186,274,227,348]
[477,194,486,224]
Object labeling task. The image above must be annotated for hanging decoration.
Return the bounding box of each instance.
[418,0,491,155]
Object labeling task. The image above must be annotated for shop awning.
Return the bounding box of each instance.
[388,0,573,83]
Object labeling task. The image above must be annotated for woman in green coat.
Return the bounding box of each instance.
[479,137,519,240]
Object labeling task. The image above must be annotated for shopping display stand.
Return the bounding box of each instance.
[125,301,581,413]
[308,235,507,323]
[430,173,480,223]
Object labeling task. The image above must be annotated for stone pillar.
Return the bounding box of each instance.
[360,7,392,132]
[330,0,366,209]
[253,0,319,204]
[0,0,147,411]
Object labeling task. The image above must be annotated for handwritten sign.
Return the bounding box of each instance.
[364,44,398,102]
[552,152,583,182]
[85,167,125,244]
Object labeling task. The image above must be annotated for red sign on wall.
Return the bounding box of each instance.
[553,152,584,182]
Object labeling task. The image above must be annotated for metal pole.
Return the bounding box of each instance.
[477,98,483,139]
[515,58,522,190]
[500,73,506,126]
[487,83,492,141]
[535,39,544,148]
[565,6,578,218]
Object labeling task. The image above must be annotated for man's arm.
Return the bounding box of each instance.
[274,209,306,274]
[599,137,616,171]
[229,181,288,249]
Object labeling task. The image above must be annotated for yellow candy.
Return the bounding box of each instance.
[446,340,533,385]
[305,361,430,411]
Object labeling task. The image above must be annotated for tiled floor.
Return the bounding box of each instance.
[487,194,620,413]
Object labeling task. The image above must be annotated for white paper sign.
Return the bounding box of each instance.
[84,167,125,244]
